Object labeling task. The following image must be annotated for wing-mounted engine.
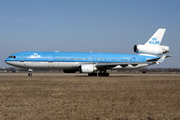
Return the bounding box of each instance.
[79,64,97,73]
[134,44,169,55]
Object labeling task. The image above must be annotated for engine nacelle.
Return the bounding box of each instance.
[80,64,97,73]
[134,44,169,55]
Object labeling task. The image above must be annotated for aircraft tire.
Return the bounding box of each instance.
[28,73,32,77]
[88,73,97,76]
[98,73,109,77]
[93,73,97,76]
[105,73,109,76]
[88,73,93,76]
[98,73,103,76]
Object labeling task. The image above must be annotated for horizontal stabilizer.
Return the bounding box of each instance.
[146,55,172,62]
[157,55,166,63]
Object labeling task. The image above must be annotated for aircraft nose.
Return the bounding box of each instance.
[5,58,10,65]
[5,58,8,64]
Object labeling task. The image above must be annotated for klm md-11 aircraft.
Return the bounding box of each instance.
[5,28,171,76]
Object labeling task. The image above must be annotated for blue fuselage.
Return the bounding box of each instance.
[5,51,156,63]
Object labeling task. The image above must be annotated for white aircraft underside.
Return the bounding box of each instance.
[6,61,150,69]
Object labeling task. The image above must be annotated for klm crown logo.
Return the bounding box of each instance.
[152,37,157,40]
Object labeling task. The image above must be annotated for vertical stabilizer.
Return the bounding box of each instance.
[144,28,166,45]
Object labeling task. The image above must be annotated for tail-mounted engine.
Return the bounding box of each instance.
[134,44,169,55]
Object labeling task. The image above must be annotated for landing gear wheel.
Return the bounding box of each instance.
[98,73,109,77]
[28,73,32,77]
[88,73,97,76]
[88,73,92,76]
[105,73,109,76]
[93,73,97,76]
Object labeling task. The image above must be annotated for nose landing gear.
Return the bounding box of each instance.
[28,73,32,77]
[28,69,33,77]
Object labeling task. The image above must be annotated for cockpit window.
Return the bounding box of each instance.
[8,56,16,59]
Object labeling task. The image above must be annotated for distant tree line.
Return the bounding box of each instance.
[139,68,180,72]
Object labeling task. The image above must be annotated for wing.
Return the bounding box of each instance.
[95,55,172,69]
[95,62,149,69]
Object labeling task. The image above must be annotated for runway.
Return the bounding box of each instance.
[0,72,179,77]
[0,72,180,120]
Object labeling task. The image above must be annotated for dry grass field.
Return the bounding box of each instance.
[0,73,180,120]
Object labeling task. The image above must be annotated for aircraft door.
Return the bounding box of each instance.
[89,56,93,63]
[48,56,54,68]
[20,56,24,62]
[48,56,53,63]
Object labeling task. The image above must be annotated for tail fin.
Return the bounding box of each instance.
[144,28,166,45]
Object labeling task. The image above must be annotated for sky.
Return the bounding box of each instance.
[0,0,180,68]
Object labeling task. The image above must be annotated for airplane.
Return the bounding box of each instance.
[5,28,171,77]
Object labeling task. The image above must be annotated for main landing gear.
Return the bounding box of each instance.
[88,72,109,77]
[28,69,33,77]
[88,73,97,76]
[98,72,109,76]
